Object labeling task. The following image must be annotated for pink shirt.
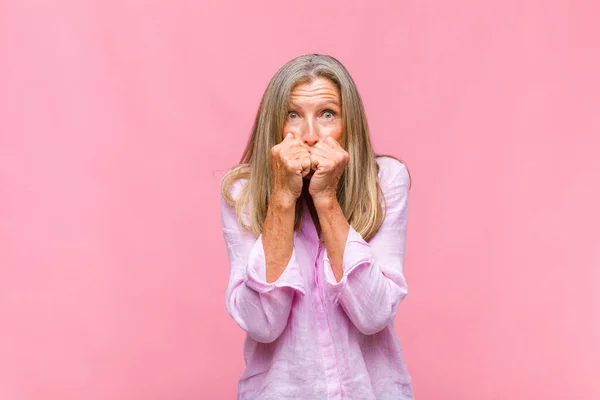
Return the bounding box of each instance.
[221,156,414,399]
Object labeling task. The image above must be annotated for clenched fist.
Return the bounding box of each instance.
[270,133,312,204]
[308,136,349,203]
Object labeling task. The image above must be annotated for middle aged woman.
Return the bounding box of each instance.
[220,53,414,399]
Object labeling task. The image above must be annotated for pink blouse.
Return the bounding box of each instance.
[221,156,414,399]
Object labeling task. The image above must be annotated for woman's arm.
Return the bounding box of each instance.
[318,157,410,335]
[221,181,305,343]
[313,197,349,282]
[263,192,297,283]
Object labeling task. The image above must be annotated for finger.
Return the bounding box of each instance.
[312,141,333,158]
[277,134,302,154]
[315,137,342,155]
[286,159,305,176]
[280,148,309,172]
[300,156,312,176]
[310,153,323,171]
[313,140,347,164]
[278,133,296,150]
[312,152,340,173]
[324,136,343,149]
[308,145,330,160]
[289,140,310,151]
[289,140,310,153]
[286,146,311,160]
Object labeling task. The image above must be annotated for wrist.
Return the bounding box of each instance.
[270,190,297,211]
[312,193,337,210]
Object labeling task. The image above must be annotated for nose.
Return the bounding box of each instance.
[300,120,319,146]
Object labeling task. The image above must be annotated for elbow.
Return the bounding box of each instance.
[226,286,292,343]
[247,322,286,343]
[353,312,394,335]
[351,286,408,336]
[228,307,287,343]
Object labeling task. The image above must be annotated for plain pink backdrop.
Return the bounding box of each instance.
[1,1,599,399]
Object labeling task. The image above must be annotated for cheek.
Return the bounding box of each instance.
[327,121,343,143]
[282,120,300,137]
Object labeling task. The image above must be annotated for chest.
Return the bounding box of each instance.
[295,216,329,297]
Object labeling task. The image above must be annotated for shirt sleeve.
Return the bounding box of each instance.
[221,179,306,343]
[322,157,410,335]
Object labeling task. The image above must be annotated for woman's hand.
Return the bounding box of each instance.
[308,137,349,205]
[270,133,312,205]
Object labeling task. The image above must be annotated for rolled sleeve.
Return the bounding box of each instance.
[245,233,306,296]
[322,225,373,305]
[319,157,410,335]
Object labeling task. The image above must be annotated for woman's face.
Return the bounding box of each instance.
[283,77,343,147]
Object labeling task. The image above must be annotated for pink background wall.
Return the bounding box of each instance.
[1,1,599,399]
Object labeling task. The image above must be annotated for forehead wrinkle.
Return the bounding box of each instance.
[290,91,338,98]
[289,99,340,108]
[291,81,338,93]
[288,78,340,108]
[288,92,340,108]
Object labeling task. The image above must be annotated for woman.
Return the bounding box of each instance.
[220,54,414,399]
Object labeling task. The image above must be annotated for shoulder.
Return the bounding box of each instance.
[375,156,410,190]
[220,176,252,229]
[227,177,249,202]
[220,164,250,203]
[220,171,250,216]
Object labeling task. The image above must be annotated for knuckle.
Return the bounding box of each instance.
[283,158,294,170]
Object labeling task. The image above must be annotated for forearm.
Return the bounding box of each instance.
[222,179,305,343]
[317,211,409,334]
[227,279,296,343]
[315,158,411,335]
[314,196,350,282]
[224,193,304,343]
[263,192,297,283]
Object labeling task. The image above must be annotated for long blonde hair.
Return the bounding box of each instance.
[220,54,406,242]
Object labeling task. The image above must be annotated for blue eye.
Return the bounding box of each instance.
[323,110,335,119]
[287,111,298,119]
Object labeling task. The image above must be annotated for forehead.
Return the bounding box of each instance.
[289,77,340,104]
